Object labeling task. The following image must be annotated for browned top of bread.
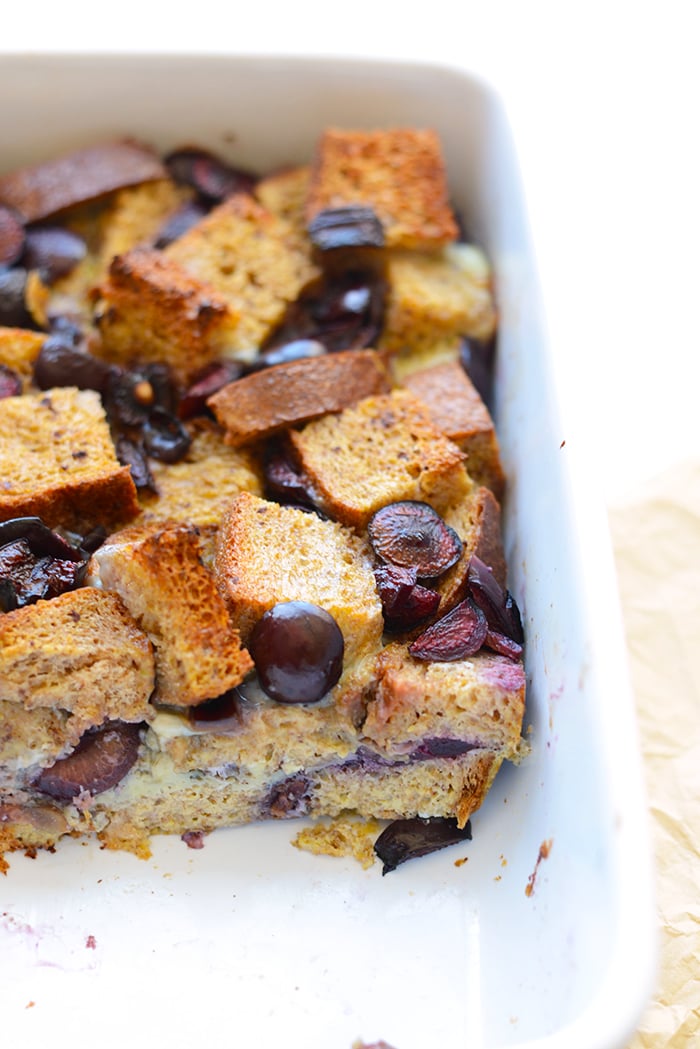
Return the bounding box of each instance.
[306,128,459,251]
[94,246,239,384]
[0,587,155,731]
[0,140,167,223]
[91,523,253,707]
[0,386,140,530]
[400,361,505,498]
[288,389,473,529]
[208,349,391,447]
[166,193,321,353]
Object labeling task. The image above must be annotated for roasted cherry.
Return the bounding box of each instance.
[374,816,473,874]
[249,601,344,704]
[22,226,87,283]
[308,205,385,251]
[33,333,113,393]
[164,147,257,202]
[408,598,488,662]
[142,407,191,463]
[0,363,22,399]
[0,204,26,267]
[368,501,463,579]
[373,563,441,629]
[32,721,143,802]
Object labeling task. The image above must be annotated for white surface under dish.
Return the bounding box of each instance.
[0,53,655,1049]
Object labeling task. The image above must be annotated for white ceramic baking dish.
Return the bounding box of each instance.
[0,52,655,1049]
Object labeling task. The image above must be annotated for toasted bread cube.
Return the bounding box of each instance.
[0,386,139,530]
[0,587,155,733]
[208,349,390,447]
[166,193,321,355]
[91,524,253,708]
[138,418,263,530]
[214,492,384,669]
[94,247,239,384]
[97,178,195,265]
[0,326,45,390]
[288,390,473,530]
[401,361,505,499]
[306,128,459,251]
[378,246,497,357]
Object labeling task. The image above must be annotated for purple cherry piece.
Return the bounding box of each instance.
[250,601,344,704]
[368,501,463,579]
[23,226,87,283]
[467,554,524,643]
[32,721,143,802]
[374,816,473,874]
[0,363,22,399]
[374,563,441,628]
[178,360,242,419]
[164,147,257,202]
[308,205,385,251]
[408,598,488,662]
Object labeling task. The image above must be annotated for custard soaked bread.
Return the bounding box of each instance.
[0,127,525,873]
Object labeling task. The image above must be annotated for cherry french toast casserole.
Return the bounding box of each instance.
[0,127,526,874]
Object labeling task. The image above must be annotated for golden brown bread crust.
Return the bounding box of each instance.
[288,389,473,529]
[401,361,505,499]
[306,128,459,250]
[93,247,239,384]
[90,524,253,707]
[0,587,155,731]
[0,140,167,223]
[207,349,391,447]
[0,386,140,530]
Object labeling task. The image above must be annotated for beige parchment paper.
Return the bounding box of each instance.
[609,460,700,1047]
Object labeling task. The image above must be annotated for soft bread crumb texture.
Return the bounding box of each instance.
[292,817,381,868]
[0,386,139,530]
[0,587,155,730]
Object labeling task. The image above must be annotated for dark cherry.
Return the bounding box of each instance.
[368,501,463,579]
[22,226,87,283]
[188,688,243,732]
[249,601,344,704]
[265,773,311,818]
[408,598,488,662]
[374,816,473,874]
[410,738,476,760]
[0,204,26,267]
[141,407,191,463]
[262,439,319,511]
[32,721,143,802]
[164,147,257,202]
[0,517,87,612]
[466,554,524,643]
[114,435,157,493]
[484,628,523,662]
[460,335,495,410]
[33,333,113,393]
[0,267,33,328]
[249,338,327,372]
[0,363,22,399]
[154,200,208,248]
[179,359,242,419]
[373,563,441,629]
[307,205,385,251]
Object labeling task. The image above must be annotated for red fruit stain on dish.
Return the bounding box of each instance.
[181,830,206,849]
[525,838,553,897]
[85,934,97,950]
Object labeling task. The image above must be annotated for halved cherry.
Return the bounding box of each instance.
[368,501,463,579]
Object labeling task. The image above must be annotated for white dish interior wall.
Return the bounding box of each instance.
[0,53,654,1049]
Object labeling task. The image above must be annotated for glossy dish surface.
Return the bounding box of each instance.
[0,52,654,1049]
